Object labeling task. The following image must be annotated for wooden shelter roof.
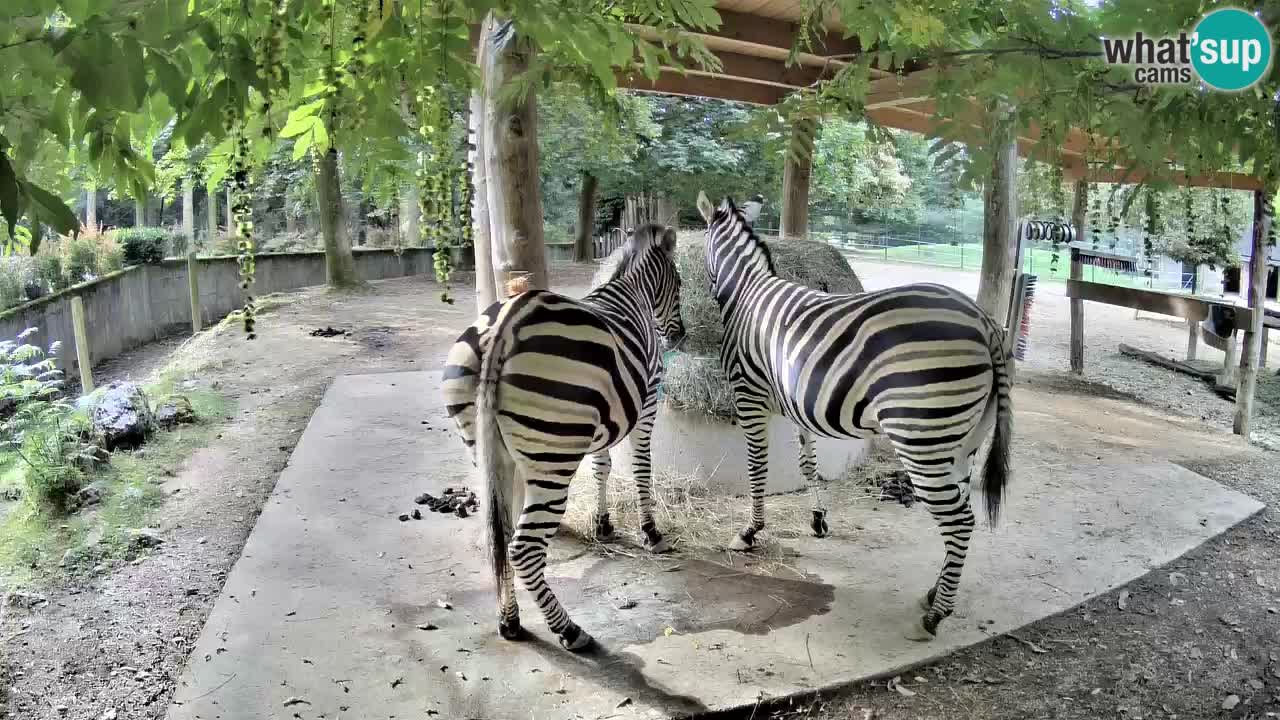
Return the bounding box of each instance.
[617,0,1263,191]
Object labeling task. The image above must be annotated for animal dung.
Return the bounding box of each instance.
[309,326,347,337]
[413,487,480,518]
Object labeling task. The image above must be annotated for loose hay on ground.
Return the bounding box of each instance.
[562,437,903,576]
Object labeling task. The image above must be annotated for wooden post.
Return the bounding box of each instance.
[469,87,497,310]
[975,104,1018,323]
[70,296,94,393]
[780,117,816,240]
[1069,179,1088,375]
[187,251,202,333]
[574,170,598,262]
[1234,186,1274,436]
[85,187,97,231]
[1185,318,1199,361]
[478,13,549,291]
[182,179,195,253]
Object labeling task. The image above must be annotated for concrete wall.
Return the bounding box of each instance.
[0,247,469,381]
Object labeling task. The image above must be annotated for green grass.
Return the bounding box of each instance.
[852,241,1175,290]
[0,375,231,589]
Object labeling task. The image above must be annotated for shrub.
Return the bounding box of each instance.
[66,238,99,283]
[35,254,67,292]
[115,228,171,266]
[0,329,102,509]
[0,256,36,311]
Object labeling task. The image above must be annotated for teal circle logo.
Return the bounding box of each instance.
[1191,8,1273,91]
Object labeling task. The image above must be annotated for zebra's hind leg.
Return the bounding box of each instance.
[728,402,770,552]
[631,396,671,554]
[798,430,828,538]
[589,451,617,542]
[509,470,593,651]
[902,460,976,642]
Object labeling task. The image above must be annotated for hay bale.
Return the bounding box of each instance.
[592,230,864,418]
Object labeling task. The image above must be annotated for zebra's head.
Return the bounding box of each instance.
[695,192,776,297]
[612,223,686,349]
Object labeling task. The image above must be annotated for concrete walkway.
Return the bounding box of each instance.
[166,371,1263,720]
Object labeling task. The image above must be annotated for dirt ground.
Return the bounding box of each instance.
[2,259,1278,720]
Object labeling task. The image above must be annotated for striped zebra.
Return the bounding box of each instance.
[694,192,1014,640]
[441,224,685,651]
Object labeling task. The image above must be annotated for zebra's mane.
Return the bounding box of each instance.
[607,223,667,282]
[717,197,777,276]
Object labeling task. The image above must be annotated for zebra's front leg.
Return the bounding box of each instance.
[588,451,617,542]
[904,469,976,641]
[798,430,828,538]
[728,407,770,551]
[509,472,593,651]
[631,398,671,553]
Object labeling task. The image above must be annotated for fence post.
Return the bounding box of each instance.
[70,295,94,393]
[188,251,202,333]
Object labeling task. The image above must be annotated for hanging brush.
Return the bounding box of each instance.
[1005,272,1038,362]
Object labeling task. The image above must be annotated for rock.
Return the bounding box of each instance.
[75,484,104,508]
[1222,694,1240,710]
[155,395,196,428]
[82,382,155,450]
[127,528,164,550]
[4,590,47,609]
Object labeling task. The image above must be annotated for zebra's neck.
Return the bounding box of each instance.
[710,227,774,311]
[585,268,654,330]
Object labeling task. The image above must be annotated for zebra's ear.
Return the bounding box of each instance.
[696,191,714,224]
[660,226,678,254]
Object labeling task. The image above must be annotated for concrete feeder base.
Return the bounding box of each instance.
[607,402,870,495]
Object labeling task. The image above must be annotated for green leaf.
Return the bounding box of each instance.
[153,53,188,108]
[0,155,21,237]
[121,36,148,110]
[280,100,325,138]
[25,183,80,237]
[291,131,315,161]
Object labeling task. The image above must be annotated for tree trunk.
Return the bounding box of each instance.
[975,107,1019,322]
[470,87,497,309]
[205,186,218,244]
[182,179,195,252]
[85,187,97,230]
[780,117,816,240]
[575,171,599,262]
[623,193,675,230]
[135,197,147,228]
[1233,184,1275,436]
[316,147,361,287]
[1069,179,1088,375]
[479,13,549,292]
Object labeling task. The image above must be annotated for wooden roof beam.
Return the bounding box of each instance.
[617,69,788,106]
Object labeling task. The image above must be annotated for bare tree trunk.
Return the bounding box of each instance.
[316,147,360,287]
[479,13,548,291]
[780,117,816,240]
[976,106,1019,322]
[85,187,97,230]
[470,87,497,309]
[575,170,598,262]
[135,197,147,228]
[1234,184,1275,436]
[205,185,218,244]
[182,179,195,252]
[623,193,675,230]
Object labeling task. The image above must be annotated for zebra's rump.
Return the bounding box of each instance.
[736,283,998,442]
[442,290,654,457]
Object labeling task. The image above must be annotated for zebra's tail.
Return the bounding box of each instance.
[982,331,1013,528]
[478,331,515,597]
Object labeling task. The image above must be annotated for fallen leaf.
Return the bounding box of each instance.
[391,677,403,689]
[616,698,633,709]
[1222,694,1240,710]
[435,599,453,610]
[456,671,467,681]
[617,599,637,610]
[886,675,917,697]
[282,697,311,707]
[416,623,439,631]
[1118,590,1130,611]
[663,626,675,637]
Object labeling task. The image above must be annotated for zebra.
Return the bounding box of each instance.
[694,191,1014,641]
[441,224,686,651]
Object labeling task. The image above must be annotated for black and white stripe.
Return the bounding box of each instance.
[695,193,1012,640]
[442,224,685,651]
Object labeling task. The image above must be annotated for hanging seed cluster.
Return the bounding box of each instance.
[232,124,257,339]
[257,0,287,135]
[1143,189,1159,277]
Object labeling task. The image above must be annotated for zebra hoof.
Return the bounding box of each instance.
[558,624,593,652]
[903,616,936,642]
[498,617,523,641]
[645,536,673,554]
[728,531,755,552]
[593,513,617,543]
[919,586,937,611]
[810,511,829,538]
